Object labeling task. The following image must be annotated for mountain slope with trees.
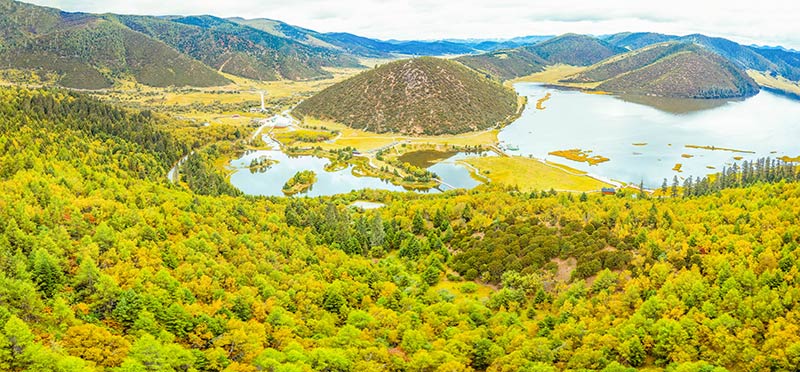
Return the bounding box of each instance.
[0,0,361,87]
[3,86,800,371]
[119,15,360,81]
[293,57,519,135]
[0,0,230,89]
[563,42,760,98]
[604,32,800,83]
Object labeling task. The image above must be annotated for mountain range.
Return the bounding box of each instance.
[0,0,529,89]
[1,0,798,98]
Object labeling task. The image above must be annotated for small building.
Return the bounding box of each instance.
[601,187,616,195]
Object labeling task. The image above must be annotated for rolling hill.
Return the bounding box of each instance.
[456,33,625,81]
[293,57,519,135]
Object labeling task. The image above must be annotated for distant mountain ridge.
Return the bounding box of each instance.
[228,18,545,58]
[293,57,519,136]
[455,34,625,80]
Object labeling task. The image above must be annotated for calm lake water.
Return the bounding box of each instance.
[229,84,800,196]
[499,83,800,188]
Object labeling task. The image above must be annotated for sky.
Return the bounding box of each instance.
[24,0,800,50]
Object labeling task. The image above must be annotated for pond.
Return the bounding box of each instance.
[229,147,409,197]
[499,83,800,188]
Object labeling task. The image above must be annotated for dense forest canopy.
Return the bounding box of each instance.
[2,86,800,372]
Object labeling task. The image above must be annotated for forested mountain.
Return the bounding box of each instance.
[227,17,343,51]
[293,57,519,135]
[3,86,800,370]
[532,34,626,66]
[0,0,360,87]
[456,33,625,81]
[602,32,679,50]
[604,32,800,82]
[119,15,360,81]
[564,42,760,98]
[0,0,230,89]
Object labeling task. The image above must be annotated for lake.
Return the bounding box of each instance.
[229,84,800,196]
[499,83,800,188]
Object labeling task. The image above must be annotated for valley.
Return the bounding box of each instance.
[2,1,800,371]
[86,58,799,198]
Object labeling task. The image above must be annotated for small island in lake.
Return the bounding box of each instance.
[282,170,318,195]
[549,148,610,165]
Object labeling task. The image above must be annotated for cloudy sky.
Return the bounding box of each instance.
[24,0,800,49]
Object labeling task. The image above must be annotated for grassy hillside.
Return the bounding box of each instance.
[0,0,230,89]
[293,57,519,135]
[593,44,760,98]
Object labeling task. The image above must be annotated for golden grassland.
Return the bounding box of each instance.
[460,156,612,192]
[95,67,367,110]
[548,149,610,166]
[508,64,601,89]
[748,70,800,96]
[780,155,800,162]
[293,117,500,151]
[544,160,589,175]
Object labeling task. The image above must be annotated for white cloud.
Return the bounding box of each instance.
[22,0,800,49]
